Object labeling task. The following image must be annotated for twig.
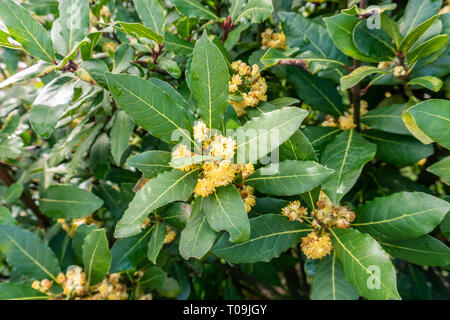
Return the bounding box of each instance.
[0,163,49,227]
[278,59,308,71]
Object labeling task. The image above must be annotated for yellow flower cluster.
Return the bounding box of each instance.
[393,66,407,78]
[239,185,256,213]
[57,216,102,237]
[229,61,268,116]
[172,121,255,198]
[261,28,288,50]
[164,225,176,244]
[32,266,128,300]
[321,101,368,131]
[301,232,333,260]
[281,191,356,259]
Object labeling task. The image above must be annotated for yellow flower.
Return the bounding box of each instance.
[209,135,236,160]
[281,200,308,222]
[321,115,338,128]
[338,113,356,130]
[172,144,195,171]
[393,66,407,78]
[238,163,255,179]
[193,121,209,143]
[193,178,216,197]
[301,232,333,260]
[164,226,176,244]
[239,185,256,213]
[261,28,288,50]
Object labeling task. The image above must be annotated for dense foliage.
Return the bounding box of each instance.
[0,0,449,300]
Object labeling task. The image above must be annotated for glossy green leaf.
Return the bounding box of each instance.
[179,198,218,260]
[172,0,218,20]
[203,185,250,243]
[330,228,401,300]
[191,32,228,129]
[0,283,49,300]
[0,224,61,280]
[164,33,194,55]
[82,228,111,286]
[399,0,443,37]
[0,62,53,89]
[427,156,450,182]
[287,67,343,116]
[234,0,273,23]
[408,35,448,64]
[77,59,109,88]
[89,133,110,179]
[361,104,409,135]
[115,169,198,238]
[0,0,56,63]
[310,252,358,300]
[353,20,396,61]
[127,151,172,179]
[72,224,99,262]
[147,222,166,264]
[320,130,376,204]
[279,130,317,161]
[116,22,163,44]
[234,107,308,163]
[341,66,388,91]
[406,99,450,149]
[379,235,450,267]
[160,202,191,230]
[110,111,135,166]
[5,183,23,205]
[29,76,76,139]
[40,185,104,219]
[0,30,21,50]
[105,73,193,144]
[361,130,434,165]
[354,192,450,241]
[0,207,16,225]
[140,266,167,290]
[246,160,334,196]
[400,14,441,51]
[408,76,443,92]
[135,0,165,36]
[112,43,134,74]
[213,214,311,263]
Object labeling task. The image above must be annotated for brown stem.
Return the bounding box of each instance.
[278,59,308,71]
[0,163,48,227]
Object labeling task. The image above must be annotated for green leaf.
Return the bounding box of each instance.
[80,32,101,60]
[77,59,109,88]
[234,0,273,23]
[172,0,218,20]
[0,136,23,160]
[354,192,450,241]
[116,22,163,44]
[0,224,61,280]
[140,266,167,290]
[379,235,450,267]
[406,99,450,149]
[5,183,23,205]
[0,29,21,50]
[399,0,443,37]
[279,130,317,162]
[407,35,448,64]
[110,227,153,273]
[52,0,89,55]
[361,130,434,165]
[320,130,376,204]
[203,185,250,243]
[361,104,409,135]
[0,0,56,63]
[72,224,99,262]
[191,32,229,129]
[159,58,181,79]
[0,110,20,136]
[40,184,104,219]
[234,107,308,163]
[179,198,218,260]
[0,283,49,300]
[330,228,401,300]
[0,62,54,89]
[164,33,194,55]
[310,252,358,300]
[408,76,443,92]
[323,13,378,63]
[287,67,344,116]
[127,151,172,179]
[29,76,76,139]
[89,133,110,180]
[0,207,16,225]
[82,228,111,286]
[380,13,403,50]
[110,111,134,166]
[160,202,191,229]
[213,214,311,263]
[400,14,441,51]
[341,66,388,91]
[353,20,396,61]
[135,0,165,36]
[105,73,193,145]
[147,222,166,264]
[112,43,134,74]
[427,156,450,182]
[246,160,334,196]
[115,169,198,238]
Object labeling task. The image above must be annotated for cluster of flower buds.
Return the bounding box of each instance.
[171,121,255,201]
[164,225,176,244]
[261,28,288,50]
[281,191,356,259]
[57,215,101,237]
[393,66,407,78]
[321,101,368,130]
[32,266,128,300]
[229,61,268,116]
[238,185,256,213]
